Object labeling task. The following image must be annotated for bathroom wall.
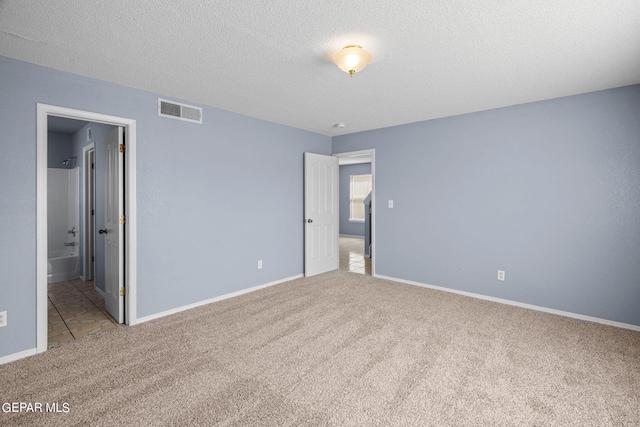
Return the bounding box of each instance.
[47,132,73,169]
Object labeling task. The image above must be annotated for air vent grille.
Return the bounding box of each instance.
[158,98,202,124]
[181,105,202,122]
[160,102,181,117]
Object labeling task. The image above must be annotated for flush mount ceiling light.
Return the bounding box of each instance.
[332,45,371,77]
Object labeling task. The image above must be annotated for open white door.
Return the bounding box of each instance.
[103,127,124,323]
[304,152,339,277]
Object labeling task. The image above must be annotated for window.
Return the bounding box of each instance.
[350,174,372,221]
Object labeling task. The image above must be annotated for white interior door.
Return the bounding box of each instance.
[304,152,339,277]
[103,127,124,323]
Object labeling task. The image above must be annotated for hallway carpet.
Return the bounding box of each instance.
[2,270,639,426]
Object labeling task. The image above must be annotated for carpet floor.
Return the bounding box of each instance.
[2,270,639,426]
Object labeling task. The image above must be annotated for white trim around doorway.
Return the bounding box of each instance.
[36,104,138,354]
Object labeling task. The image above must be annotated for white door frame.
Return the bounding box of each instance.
[36,104,138,353]
[333,149,376,276]
[81,143,95,282]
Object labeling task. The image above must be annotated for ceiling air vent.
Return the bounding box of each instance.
[158,98,202,124]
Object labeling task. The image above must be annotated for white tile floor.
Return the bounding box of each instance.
[48,280,120,347]
[339,236,372,275]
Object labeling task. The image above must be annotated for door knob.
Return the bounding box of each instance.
[98,229,108,234]
[307,219,313,223]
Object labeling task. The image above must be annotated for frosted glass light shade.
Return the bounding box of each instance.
[332,45,371,77]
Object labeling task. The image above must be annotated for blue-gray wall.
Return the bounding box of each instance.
[0,55,330,358]
[333,85,640,327]
[47,131,73,169]
[339,163,371,237]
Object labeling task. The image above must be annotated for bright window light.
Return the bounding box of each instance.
[350,174,372,221]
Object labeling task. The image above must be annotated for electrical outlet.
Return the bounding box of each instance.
[0,311,6,327]
[258,260,263,270]
[497,270,505,281]
[388,200,394,208]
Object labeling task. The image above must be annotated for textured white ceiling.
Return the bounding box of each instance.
[1,0,639,136]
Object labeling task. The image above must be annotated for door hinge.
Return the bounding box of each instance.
[119,144,125,153]
[91,162,95,169]
[120,215,126,225]
[120,287,126,296]
[91,256,94,262]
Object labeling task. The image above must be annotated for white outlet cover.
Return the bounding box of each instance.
[0,311,6,327]
[388,200,394,208]
[258,260,263,269]
[497,270,505,281]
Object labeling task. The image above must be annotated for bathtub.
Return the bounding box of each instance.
[47,249,79,284]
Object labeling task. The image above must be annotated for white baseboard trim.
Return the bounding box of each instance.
[374,274,640,332]
[79,275,86,281]
[339,234,364,239]
[94,286,105,297]
[136,274,303,324]
[0,348,37,366]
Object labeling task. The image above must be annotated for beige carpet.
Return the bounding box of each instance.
[2,270,639,426]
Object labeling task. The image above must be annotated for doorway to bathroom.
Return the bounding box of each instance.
[46,117,118,346]
[36,104,138,354]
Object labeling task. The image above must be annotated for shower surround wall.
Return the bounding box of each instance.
[47,168,80,283]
